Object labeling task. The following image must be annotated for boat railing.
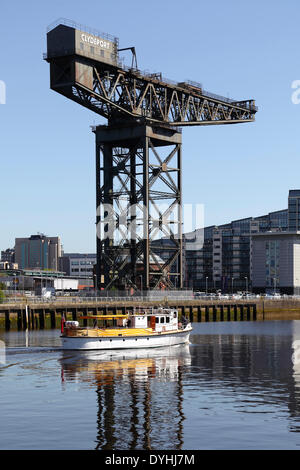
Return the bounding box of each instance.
[131,306,175,315]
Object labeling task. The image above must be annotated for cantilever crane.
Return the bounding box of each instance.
[45,19,257,290]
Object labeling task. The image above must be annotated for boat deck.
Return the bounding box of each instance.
[63,327,188,338]
[64,327,155,338]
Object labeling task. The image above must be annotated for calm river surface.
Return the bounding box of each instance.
[1,320,300,450]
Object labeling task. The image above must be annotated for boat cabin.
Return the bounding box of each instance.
[128,308,179,332]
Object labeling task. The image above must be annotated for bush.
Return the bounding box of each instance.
[0,289,5,304]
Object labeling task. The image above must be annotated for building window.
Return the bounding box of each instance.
[265,240,280,288]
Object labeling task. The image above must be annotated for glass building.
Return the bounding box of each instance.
[265,240,280,289]
[15,234,62,271]
[252,232,300,295]
[288,190,300,231]
[184,200,289,292]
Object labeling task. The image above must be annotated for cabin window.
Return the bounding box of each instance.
[166,317,170,323]
[155,317,159,323]
[160,317,165,323]
[173,312,177,318]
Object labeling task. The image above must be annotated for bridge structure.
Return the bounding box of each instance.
[44,18,257,291]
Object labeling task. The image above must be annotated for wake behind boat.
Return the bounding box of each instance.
[61,307,192,350]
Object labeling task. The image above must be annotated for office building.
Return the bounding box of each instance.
[1,248,15,263]
[288,190,300,231]
[184,208,288,292]
[252,232,300,295]
[59,253,96,278]
[15,234,62,271]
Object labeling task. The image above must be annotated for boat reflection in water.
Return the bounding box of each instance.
[60,344,191,450]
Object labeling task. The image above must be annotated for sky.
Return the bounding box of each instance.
[1,0,300,253]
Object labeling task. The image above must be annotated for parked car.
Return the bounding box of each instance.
[272,293,281,299]
[232,294,242,300]
[218,294,230,299]
[264,293,281,299]
[194,291,207,298]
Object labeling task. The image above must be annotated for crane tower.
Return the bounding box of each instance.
[44,18,257,291]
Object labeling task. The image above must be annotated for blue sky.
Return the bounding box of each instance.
[1,0,300,253]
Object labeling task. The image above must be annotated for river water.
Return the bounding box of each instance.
[1,320,300,450]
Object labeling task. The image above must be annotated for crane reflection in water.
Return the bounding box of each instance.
[60,344,191,450]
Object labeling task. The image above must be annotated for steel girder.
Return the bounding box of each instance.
[95,124,182,290]
[45,54,257,126]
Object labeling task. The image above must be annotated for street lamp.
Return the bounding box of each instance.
[232,277,235,294]
[206,276,208,295]
[140,275,143,293]
[13,273,17,302]
[273,277,276,294]
[245,276,248,294]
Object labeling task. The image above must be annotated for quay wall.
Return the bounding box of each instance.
[1,298,300,330]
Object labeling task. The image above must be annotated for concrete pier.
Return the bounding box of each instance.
[0,300,259,330]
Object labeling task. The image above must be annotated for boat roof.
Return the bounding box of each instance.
[79,315,129,320]
[79,309,176,320]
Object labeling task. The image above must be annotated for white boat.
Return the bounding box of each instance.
[61,307,192,350]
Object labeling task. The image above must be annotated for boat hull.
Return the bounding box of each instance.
[61,326,192,350]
